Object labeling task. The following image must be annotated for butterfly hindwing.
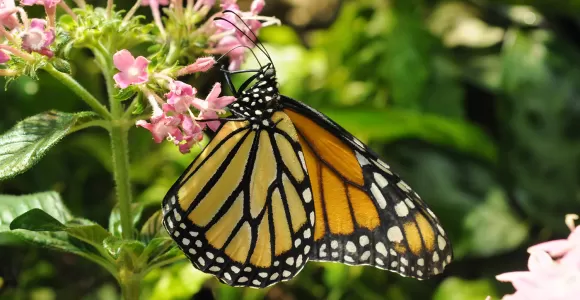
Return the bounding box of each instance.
[162,111,314,288]
[282,96,452,279]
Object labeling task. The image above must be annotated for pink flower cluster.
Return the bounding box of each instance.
[113,50,235,153]
[496,214,580,300]
[0,0,57,64]
[137,80,235,153]
[209,0,267,70]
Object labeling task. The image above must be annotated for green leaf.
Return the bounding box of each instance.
[142,262,212,300]
[498,28,580,231]
[9,208,112,252]
[0,193,102,258]
[324,108,497,163]
[66,220,112,248]
[458,188,529,257]
[0,111,100,181]
[0,192,72,231]
[113,86,138,102]
[0,193,116,275]
[140,210,165,241]
[108,203,143,237]
[433,277,498,300]
[51,58,72,74]
[9,208,67,231]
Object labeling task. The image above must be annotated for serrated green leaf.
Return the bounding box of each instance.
[0,111,100,181]
[9,208,67,231]
[114,86,138,102]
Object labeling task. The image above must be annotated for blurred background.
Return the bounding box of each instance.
[1,0,580,299]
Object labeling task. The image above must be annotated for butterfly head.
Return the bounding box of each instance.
[227,63,281,125]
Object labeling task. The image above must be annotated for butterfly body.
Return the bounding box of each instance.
[163,47,452,288]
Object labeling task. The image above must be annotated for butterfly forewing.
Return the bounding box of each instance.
[163,112,314,288]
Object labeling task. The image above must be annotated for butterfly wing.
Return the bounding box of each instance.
[162,112,314,288]
[281,96,452,279]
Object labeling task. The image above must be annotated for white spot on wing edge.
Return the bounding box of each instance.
[373,172,389,188]
[370,183,387,209]
[355,151,370,166]
[394,201,409,217]
[438,235,447,250]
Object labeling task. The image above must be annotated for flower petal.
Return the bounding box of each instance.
[113,50,136,72]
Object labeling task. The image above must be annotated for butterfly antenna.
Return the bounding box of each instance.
[215,44,263,69]
[221,9,272,62]
[214,14,272,64]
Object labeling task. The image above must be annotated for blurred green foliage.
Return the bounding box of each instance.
[1,0,580,299]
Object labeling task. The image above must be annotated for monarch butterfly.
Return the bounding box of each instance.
[162,11,452,288]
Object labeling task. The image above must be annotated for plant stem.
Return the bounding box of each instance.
[43,64,111,119]
[109,123,134,240]
[119,268,141,300]
[92,42,134,241]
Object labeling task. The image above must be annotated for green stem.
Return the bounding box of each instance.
[43,64,111,119]
[165,41,181,65]
[119,268,141,300]
[92,42,134,241]
[109,123,133,240]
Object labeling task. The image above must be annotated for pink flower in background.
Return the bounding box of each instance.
[21,19,55,57]
[192,0,215,11]
[210,0,273,70]
[0,0,20,29]
[0,50,10,63]
[191,82,236,131]
[177,56,216,76]
[113,50,150,88]
[141,0,169,6]
[20,0,60,8]
[250,0,265,15]
[496,214,580,300]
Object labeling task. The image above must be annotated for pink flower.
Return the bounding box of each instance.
[113,50,150,89]
[0,0,20,29]
[177,56,216,76]
[20,19,55,57]
[136,115,182,144]
[0,50,10,63]
[20,0,60,8]
[250,0,265,15]
[164,81,196,113]
[192,83,236,131]
[496,214,580,300]
[141,0,169,6]
[210,0,273,70]
[193,0,215,11]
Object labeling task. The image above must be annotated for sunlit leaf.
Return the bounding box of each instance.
[433,277,498,300]
[0,111,99,181]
